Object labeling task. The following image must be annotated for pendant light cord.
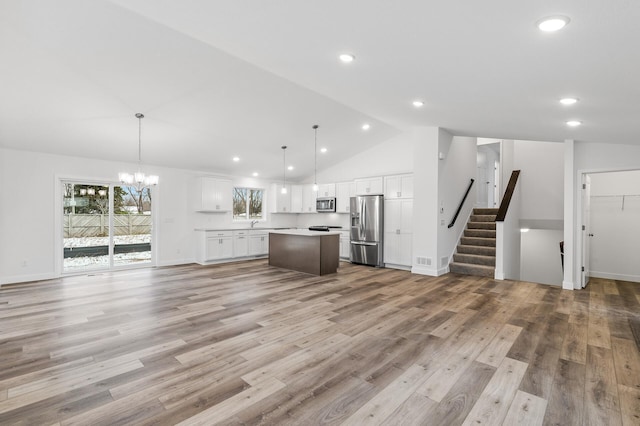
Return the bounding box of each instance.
[313,125,318,186]
[281,145,287,188]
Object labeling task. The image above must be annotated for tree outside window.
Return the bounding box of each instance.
[233,187,263,220]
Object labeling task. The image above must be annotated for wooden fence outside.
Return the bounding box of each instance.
[64,214,151,238]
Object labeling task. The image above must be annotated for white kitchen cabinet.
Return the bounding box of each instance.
[233,230,249,257]
[198,230,233,262]
[336,181,355,213]
[269,183,292,213]
[384,174,414,199]
[384,199,413,268]
[194,177,233,212]
[317,183,336,198]
[290,185,303,213]
[355,177,383,195]
[301,185,317,213]
[249,231,269,256]
[339,230,350,259]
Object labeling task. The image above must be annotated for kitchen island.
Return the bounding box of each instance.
[268,229,340,275]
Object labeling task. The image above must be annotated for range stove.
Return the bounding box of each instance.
[308,225,342,232]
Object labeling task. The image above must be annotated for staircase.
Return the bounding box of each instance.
[449,208,497,277]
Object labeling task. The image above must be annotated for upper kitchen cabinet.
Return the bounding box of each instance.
[316,183,336,198]
[301,185,317,213]
[269,183,292,213]
[194,177,232,212]
[384,174,414,199]
[290,185,303,213]
[354,177,383,195]
[336,181,355,213]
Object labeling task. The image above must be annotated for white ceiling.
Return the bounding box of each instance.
[1,0,639,181]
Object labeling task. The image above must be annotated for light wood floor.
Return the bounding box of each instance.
[1,261,639,425]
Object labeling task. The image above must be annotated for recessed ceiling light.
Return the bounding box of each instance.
[252,172,258,177]
[537,16,570,32]
[320,147,327,153]
[520,228,530,233]
[560,97,578,105]
[362,123,371,130]
[566,120,582,127]
[412,100,424,107]
[339,53,355,63]
[288,165,294,171]
[232,156,240,162]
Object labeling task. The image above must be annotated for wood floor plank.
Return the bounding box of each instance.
[476,323,522,367]
[584,345,622,426]
[502,389,547,426]
[1,261,637,424]
[560,322,588,364]
[611,337,640,389]
[617,384,640,426]
[543,359,585,426]
[461,357,529,426]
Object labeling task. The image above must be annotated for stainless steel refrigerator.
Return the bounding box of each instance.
[350,194,384,267]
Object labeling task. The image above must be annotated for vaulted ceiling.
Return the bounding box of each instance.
[1,0,638,180]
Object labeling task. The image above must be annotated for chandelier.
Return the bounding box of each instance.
[118,113,159,190]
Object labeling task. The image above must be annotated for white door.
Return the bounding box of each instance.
[582,175,592,288]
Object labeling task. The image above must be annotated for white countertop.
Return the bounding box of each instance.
[269,229,341,236]
[194,227,292,231]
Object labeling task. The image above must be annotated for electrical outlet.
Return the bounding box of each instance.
[440,219,445,226]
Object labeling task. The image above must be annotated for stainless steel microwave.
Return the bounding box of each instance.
[316,197,336,212]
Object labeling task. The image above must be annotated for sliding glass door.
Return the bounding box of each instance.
[62,181,152,273]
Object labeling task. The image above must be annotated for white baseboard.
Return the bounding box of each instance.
[411,265,448,276]
[562,280,576,290]
[0,272,58,286]
[384,263,412,271]
[155,258,196,267]
[590,271,640,284]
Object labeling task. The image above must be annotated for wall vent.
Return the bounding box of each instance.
[441,256,449,267]
[416,257,431,266]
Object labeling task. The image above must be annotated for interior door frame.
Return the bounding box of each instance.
[55,175,158,277]
[576,166,637,289]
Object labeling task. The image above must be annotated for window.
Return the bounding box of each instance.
[233,187,264,220]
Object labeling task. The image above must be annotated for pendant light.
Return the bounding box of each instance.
[281,145,288,194]
[118,113,159,190]
[312,125,319,192]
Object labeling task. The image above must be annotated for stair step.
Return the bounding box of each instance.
[470,215,496,222]
[457,244,496,256]
[461,236,496,247]
[450,262,495,277]
[473,208,499,215]
[464,229,496,238]
[453,253,495,266]
[468,222,496,230]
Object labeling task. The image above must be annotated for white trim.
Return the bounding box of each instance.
[591,271,640,284]
[411,265,447,276]
[1,272,58,286]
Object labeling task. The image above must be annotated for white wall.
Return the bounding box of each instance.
[0,148,297,285]
[588,170,640,282]
[315,133,413,183]
[520,229,564,286]
[438,136,478,271]
[411,127,441,275]
[565,141,640,289]
[513,140,564,222]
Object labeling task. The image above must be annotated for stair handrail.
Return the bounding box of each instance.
[495,170,521,222]
[448,179,475,228]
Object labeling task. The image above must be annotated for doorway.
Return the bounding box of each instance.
[476,140,501,208]
[62,181,153,273]
[580,170,640,286]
